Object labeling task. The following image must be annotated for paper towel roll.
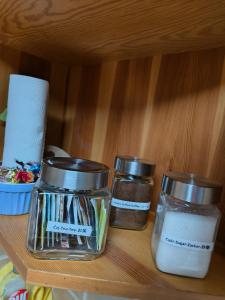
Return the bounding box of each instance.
[2,74,49,168]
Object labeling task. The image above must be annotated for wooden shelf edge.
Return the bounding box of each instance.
[0,215,225,300]
[0,230,27,279]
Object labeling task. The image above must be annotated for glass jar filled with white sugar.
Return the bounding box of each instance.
[152,172,222,278]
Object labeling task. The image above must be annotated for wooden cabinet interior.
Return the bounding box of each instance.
[0,42,225,299]
[0,44,224,249]
[0,2,225,297]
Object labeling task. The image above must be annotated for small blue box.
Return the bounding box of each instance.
[0,182,34,215]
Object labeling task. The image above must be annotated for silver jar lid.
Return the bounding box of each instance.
[162,172,222,205]
[115,156,155,177]
[41,157,109,190]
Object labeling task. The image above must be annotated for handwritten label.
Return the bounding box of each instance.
[46,221,92,237]
[111,198,150,211]
[161,234,214,252]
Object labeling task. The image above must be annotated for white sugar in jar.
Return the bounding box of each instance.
[151,172,222,278]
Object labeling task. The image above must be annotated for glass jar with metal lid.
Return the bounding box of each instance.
[27,157,111,260]
[110,156,155,230]
[151,172,223,278]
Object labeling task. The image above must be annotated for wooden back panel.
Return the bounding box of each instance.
[63,48,225,246]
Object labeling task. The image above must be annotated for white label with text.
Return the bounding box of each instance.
[46,221,92,236]
[161,234,214,252]
[111,198,150,211]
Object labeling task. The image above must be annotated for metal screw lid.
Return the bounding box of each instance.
[114,156,155,177]
[162,172,223,205]
[41,157,109,190]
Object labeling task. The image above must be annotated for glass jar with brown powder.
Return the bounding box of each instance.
[110,156,155,230]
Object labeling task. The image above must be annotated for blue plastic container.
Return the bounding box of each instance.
[0,182,34,215]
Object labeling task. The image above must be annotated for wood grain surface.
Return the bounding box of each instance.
[1,1,225,63]
[63,47,225,246]
[0,46,21,154]
[0,215,225,299]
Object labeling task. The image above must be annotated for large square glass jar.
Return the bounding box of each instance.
[27,158,111,260]
[152,172,222,278]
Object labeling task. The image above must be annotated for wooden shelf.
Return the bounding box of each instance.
[1,1,225,63]
[0,215,225,299]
